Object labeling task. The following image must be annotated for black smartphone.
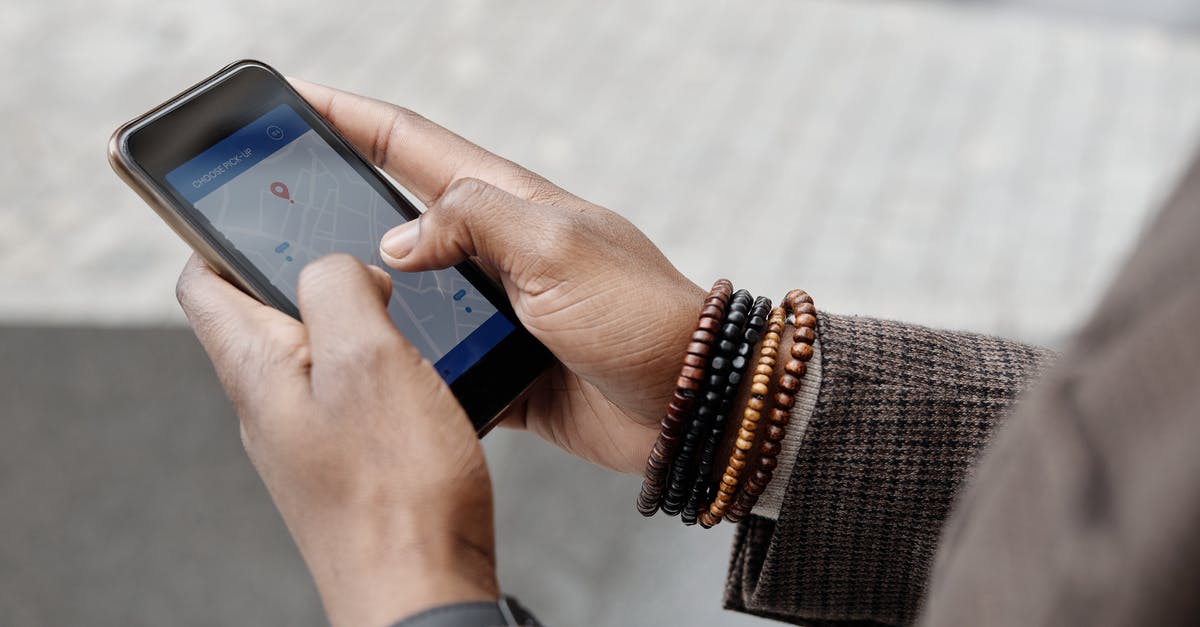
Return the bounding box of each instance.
[109,59,553,433]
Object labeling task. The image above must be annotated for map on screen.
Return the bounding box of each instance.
[166,104,513,382]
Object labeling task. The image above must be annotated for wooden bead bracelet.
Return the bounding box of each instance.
[639,280,818,527]
[725,289,817,523]
[637,279,732,516]
[685,295,772,524]
[697,304,786,528]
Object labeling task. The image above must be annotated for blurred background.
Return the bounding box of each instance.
[3,0,1199,625]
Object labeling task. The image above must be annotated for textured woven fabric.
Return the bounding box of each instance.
[726,149,1200,626]
[725,312,1055,625]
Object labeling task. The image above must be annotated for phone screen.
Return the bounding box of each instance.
[162,103,515,383]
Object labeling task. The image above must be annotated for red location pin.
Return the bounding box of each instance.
[270,181,294,203]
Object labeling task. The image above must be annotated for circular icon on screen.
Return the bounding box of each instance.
[266,125,284,140]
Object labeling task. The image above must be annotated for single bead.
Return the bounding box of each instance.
[726,310,747,326]
[698,316,720,331]
[793,326,816,343]
[775,392,795,409]
[762,337,779,349]
[790,342,814,360]
[761,440,782,456]
[784,360,807,377]
[677,377,701,392]
[785,289,813,305]
[766,424,786,441]
[730,456,746,470]
[710,355,728,372]
[727,371,742,386]
[718,339,737,354]
[735,437,753,451]
[778,374,800,393]
[737,427,755,441]
[747,397,764,411]
[680,365,706,381]
[795,302,816,316]
[750,382,769,396]
[722,322,741,339]
[759,455,778,471]
[686,341,711,356]
[731,355,747,371]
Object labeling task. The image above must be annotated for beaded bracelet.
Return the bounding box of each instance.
[637,279,733,516]
[677,290,755,523]
[726,289,817,522]
[698,304,786,528]
[684,295,772,524]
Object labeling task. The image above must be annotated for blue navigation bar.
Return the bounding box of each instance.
[434,312,517,383]
[166,104,310,204]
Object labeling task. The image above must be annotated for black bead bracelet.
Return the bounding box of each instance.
[694,295,772,508]
[675,289,754,523]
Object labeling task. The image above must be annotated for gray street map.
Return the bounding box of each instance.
[193,129,498,362]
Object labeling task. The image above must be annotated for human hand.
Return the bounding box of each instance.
[176,254,498,627]
[293,79,705,475]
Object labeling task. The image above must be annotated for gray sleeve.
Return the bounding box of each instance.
[390,596,542,627]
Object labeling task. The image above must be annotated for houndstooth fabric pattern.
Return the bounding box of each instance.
[724,312,1054,625]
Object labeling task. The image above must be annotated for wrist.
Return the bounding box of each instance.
[293,494,499,627]
[312,530,499,627]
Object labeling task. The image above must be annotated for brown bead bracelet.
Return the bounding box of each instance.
[637,278,733,516]
[725,289,817,523]
[697,304,786,528]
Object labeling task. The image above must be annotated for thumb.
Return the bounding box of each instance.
[379,177,562,280]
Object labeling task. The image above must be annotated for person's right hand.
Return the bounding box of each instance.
[294,79,705,475]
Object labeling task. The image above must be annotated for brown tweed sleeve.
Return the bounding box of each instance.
[724,311,1055,626]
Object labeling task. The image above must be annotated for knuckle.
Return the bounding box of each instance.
[375,105,422,168]
[512,171,570,207]
[262,324,311,368]
[175,269,198,310]
[439,176,491,209]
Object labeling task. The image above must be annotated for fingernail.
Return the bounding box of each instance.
[381,219,420,261]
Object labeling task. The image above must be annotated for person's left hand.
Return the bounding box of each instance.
[175,253,498,627]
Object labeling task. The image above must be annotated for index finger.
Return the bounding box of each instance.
[291,78,575,207]
[296,254,420,378]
